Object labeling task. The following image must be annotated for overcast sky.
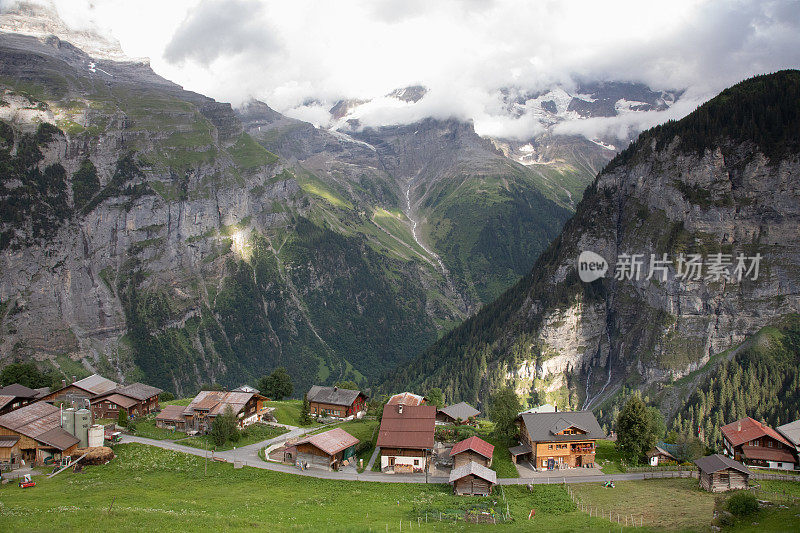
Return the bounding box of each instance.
[32,1,800,139]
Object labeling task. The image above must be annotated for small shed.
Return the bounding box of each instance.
[155,405,186,429]
[647,444,677,466]
[294,428,359,471]
[437,402,480,425]
[449,461,497,496]
[450,436,494,468]
[694,454,750,492]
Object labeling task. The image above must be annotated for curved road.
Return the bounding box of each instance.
[119,430,677,485]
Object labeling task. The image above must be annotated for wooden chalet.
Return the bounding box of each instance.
[307,386,367,419]
[386,392,426,406]
[287,428,359,471]
[90,382,162,420]
[694,454,750,492]
[180,390,268,433]
[40,374,118,406]
[449,461,497,496]
[449,436,494,468]
[0,402,79,466]
[376,404,436,473]
[436,402,480,425]
[512,410,605,470]
[721,417,797,471]
[0,383,49,415]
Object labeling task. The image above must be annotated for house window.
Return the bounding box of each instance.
[542,460,547,467]
[548,445,553,450]
[767,441,773,448]
[414,459,419,466]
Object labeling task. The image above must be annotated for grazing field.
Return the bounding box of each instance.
[0,444,625,532]
[180,423,288,451]
[266,399,320,427]
[483,436,518,479]
[570,478,717,530]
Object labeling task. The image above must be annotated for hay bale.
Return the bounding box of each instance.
[75,446,115,465]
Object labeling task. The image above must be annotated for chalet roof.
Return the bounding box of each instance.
[438,402,480,421]
[96,393,138,409]
[72,374,118,395]
[0,383,39,398]
[0,395,14,411]
[740,445,796,464]
[33,387,50,399]
[721,417,792,448]
[387,392,425,406]
[777,419,800,447]
[116,383,162,401]
[0,435,20,447]
[156,405,186,422]
[449,461,497,484]
[0,402,79,450]
[694,454,751,475]
[184,390,262,417]
[517,411,605,442]
[307,386,363,407]
[450,436,494,460]
[296,428,359,456]
[376,404,435,449]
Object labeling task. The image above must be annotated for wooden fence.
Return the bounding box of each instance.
[641,470,698,480]
[626,465,697,473]
[751,472,800,482]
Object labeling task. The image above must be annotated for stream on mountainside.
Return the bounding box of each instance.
[405,182,448,275]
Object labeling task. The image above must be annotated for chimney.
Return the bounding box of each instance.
[61,379,66,388]
[333,386,338,392]
[555,404,558,412]
[398,404,403,415]
[72,375,77,384]
[737,421,741,432]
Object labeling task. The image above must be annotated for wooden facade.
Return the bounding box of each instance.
[91,392,160,420]
[0,425,78,466]
[699,468,749,492]
[309,399,365,418]
[523,431,596,469]
[453,449,490,469]
[453,474,492,496]
[514,411,604,470]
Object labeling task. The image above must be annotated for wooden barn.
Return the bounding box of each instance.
[647,444,677,466]
[450,436,494,468]
[449,461,497,496]
[40,374,118,406]
[289,428,359,471]
[694,454,750,492]
[0,384,49,415]
[155,405,187,429]
[90,383,162,420]
[0,402,79,466]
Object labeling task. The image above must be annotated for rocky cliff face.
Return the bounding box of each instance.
[0,10,575,395]
[387,71,800,415]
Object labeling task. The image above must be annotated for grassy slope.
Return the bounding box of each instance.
[0,444,626,532]
[594,440,625,474]
[267,399,320,427]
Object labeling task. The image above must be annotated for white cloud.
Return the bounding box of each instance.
[34,0,800,139]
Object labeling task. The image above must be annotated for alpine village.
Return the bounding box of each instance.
[0,2,799,532]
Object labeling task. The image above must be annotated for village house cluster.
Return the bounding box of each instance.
[1,372,798,500]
